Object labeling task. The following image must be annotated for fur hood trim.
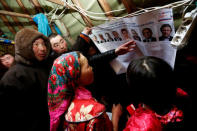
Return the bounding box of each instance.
[14,28,51,65]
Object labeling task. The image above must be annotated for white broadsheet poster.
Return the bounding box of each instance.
[89,8,177,74]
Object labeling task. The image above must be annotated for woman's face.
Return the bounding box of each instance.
[0,54,14,68]
[78,53,94,86]
[32,38,47,61]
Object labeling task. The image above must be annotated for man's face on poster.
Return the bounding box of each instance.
[131,30,138,36]
[161,26,172,37]
[143,29,152,39]
[122,30,129,39]
[93,35,97,41]
[99,34,105,40]
[112,31,119,38]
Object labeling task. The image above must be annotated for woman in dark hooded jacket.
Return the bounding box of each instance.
[0,28,51,131]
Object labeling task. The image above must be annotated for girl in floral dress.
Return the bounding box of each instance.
[48,51,112,131]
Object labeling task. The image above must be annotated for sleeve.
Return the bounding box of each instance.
[73,33,118,65]
[0,69,26,129]
[88,49,117,65]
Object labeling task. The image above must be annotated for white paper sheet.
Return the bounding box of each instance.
[89,8,177,74]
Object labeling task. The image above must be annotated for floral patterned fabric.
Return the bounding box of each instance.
[126,103,184,127]
[155,107,183,125]
[66,113,113,131]
[65,99,112,131]
[48,52,93,131]
[65,99,105,122]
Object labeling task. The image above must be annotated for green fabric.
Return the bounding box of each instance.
[0,0,184,42]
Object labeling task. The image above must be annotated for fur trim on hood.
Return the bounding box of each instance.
[15,28,51,65]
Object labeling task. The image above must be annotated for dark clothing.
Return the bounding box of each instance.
[0,67,8,80]
[100,39,107,43]
[89,49,117,65]
[143,37,156,42]
[114,37,122,41]
[49,48,72,62]
[159,36,173,41]
[106,38,114,42]
[73,34,124,110]
[0,62,50,131]
[133,36,141,41]
[0,28,51,131]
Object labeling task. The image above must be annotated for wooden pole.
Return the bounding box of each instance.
[16,0,37,29]
[0,10,32,19]
[121,0,136,14]
[0,0,24,30]
[98,0,114,18]
[29,0,44,13]
[71,0,93,27]
[0,15,16,34]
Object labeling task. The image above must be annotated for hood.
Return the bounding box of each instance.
[14,28,51,65]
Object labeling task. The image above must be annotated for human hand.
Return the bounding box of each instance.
[81,27,92,35]
[112,104,123,119]
[115,40,136,56]
[112,104,123,131]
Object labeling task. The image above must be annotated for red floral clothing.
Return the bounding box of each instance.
[48,52,112,131]
[65,99,113,131]
[126,103,184,126]
[48,52,87,131]
[155,107,183,125]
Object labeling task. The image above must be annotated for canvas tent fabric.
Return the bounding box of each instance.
[0,0,192,55]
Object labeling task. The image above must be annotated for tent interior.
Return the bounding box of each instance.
[0,0,195,130]
[0,0,196,92]
[0,1,196,84]
[0,0,195,46]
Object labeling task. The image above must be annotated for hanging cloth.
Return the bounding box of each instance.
[33,13,52,36]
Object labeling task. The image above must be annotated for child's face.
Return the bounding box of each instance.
[50,35,68,54]
[0,54,14,68]
[78,53,94,86]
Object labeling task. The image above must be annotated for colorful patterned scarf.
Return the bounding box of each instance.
[48,52,90,131]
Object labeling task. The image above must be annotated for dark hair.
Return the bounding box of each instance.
[0,53,15,68]
[142,28,152,34]
[72,36,98,58]
[130,29,137,33]
[112,31,118,34]
[0,52,14,57]
[160,24,172,32]
[48,33,59,40]
[121,28,128,33]
[126,56,176,112]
